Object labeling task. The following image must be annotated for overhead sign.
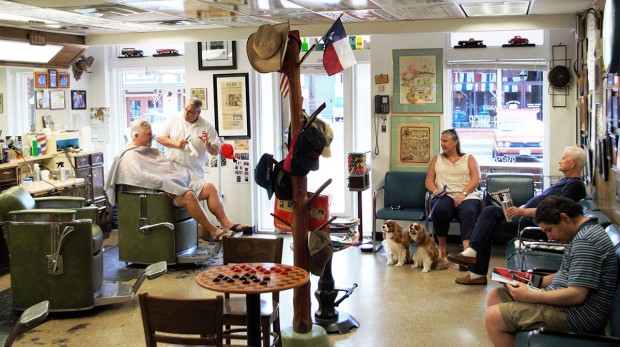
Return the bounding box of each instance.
[28,32,46,46]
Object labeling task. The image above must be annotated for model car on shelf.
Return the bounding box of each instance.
[154,49,180,56]
[455,38,486,48]
[120,48,144,57]
[509,36,529,45]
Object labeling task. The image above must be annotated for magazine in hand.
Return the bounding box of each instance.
[491,267,543,290]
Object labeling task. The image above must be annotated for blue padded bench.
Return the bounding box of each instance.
[373,171,428,248]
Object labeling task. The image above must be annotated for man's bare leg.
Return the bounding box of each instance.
[172,191,232,239]
[197,183,249,231]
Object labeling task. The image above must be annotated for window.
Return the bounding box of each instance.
[120,68,185,146]
[450,66,545,189]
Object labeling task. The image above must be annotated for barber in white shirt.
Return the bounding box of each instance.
[156,97,221,179]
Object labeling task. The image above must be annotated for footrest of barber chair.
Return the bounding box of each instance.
[176,244,221,264]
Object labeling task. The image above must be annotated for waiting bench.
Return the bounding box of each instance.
[373,171,428,248]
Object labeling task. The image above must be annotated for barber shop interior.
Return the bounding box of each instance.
[1,0,620,346]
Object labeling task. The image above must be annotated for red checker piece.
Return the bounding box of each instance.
[263,270,271,274]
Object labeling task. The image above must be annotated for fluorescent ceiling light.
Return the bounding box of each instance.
[0,12,57,24]
[0,40,63,64]
[460,1,531,17]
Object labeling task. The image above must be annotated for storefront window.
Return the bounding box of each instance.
[450,67,544,189]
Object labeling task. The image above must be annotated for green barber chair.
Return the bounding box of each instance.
[0,186,103,311]
[116,185,212,265]
[0,186,167,312]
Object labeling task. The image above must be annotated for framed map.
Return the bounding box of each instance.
[392,48,443,113]
[390,115,440,172]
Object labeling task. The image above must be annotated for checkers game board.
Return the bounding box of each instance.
[196,262,309,294]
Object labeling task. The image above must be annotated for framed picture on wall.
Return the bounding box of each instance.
[213,73,250,139]
[392,48,443,113]
[35,72,48,88]
[198,41,237,70]
[71,90,87,110]
[36,90,49,109]
[0,93,3,113]
[49,90,65,110]
[190,88,207,109]
[390,115,441,172]
[48,69,58,88]
[58,73,70,88]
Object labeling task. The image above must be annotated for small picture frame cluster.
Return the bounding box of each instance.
[71,90,87,110]
[35,70,71,89]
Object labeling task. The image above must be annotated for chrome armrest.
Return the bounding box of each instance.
[139,222,174,234]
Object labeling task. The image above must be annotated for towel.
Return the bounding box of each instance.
[105,146,205,205]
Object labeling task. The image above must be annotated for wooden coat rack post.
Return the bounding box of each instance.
[281,32,312,334]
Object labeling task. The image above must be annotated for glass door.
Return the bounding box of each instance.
[300,68,348,216]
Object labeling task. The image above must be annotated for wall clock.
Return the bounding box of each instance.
[603,0,620,74]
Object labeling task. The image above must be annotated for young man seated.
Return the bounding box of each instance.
[105,119,250,241]
[485,195,618,346]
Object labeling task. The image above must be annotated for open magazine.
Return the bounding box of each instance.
[491,267,543,291]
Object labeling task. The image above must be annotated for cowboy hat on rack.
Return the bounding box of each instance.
[247,22,289,73]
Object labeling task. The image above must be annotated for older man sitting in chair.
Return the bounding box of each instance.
[105,119,247,241]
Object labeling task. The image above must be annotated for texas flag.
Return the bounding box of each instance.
[322,18,357,76]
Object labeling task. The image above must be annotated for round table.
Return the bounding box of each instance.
[196,262,309,346]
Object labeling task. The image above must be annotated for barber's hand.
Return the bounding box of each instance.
[177,139,188,149]
[199,131,209,146]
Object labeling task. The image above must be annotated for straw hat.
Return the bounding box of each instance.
[247,22,289,73]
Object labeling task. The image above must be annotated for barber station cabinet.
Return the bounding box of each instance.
[73,152,110,236]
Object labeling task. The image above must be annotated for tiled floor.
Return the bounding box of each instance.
[1,231,507,346]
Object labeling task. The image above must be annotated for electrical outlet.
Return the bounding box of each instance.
[378,85,385,92]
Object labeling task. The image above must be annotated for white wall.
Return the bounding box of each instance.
[183,41,253,226]
[369,28,578,232]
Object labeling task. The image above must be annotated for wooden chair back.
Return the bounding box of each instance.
[223,236,284,266]
[139,293,224,347]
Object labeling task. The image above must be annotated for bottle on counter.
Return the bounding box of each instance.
[33,163,41,182]
[1,140,8,163]
[31,138,39,157]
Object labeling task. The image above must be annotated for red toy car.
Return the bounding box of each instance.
[155,49,179,55]
[508,36,529,45]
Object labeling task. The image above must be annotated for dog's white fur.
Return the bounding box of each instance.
[407,223,450,272]
[382,220,410,266]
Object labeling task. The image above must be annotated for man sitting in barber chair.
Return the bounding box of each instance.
[105,119,247,241]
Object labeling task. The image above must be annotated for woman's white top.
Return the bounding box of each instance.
[433,153,481,200]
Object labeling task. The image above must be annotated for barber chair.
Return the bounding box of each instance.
[116,185,214,265]
[0,186,166,311]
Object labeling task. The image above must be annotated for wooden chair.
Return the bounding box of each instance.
[222,236,284,347]
[139,292,228,347]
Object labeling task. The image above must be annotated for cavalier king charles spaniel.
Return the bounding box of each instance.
[408,223,450,272]
[382,220,411,266]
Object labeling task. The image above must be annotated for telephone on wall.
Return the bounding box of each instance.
[374,95,390,114]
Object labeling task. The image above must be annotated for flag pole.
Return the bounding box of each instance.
[298,13,345,66]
